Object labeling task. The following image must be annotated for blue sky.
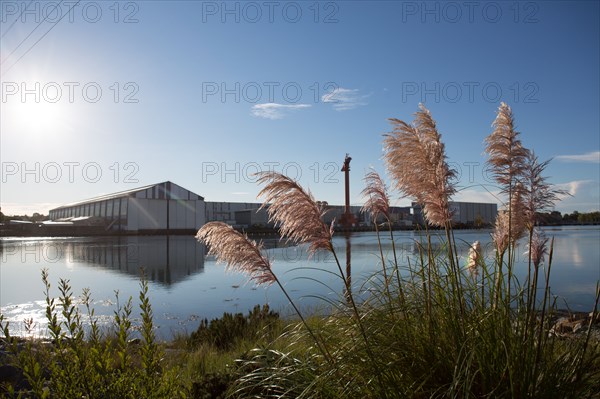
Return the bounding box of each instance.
[1,0,599,215]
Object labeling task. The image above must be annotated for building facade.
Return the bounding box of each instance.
[412,201,498,227]
[49,182,205,232]
[204,202,262,225]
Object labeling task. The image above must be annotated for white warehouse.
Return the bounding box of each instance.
[48,181,205,233]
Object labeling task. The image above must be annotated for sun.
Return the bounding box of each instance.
[6,98,66,134]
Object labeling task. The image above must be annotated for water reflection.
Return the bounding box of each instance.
[1,236,205,285]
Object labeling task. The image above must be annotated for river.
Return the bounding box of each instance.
[1,226,598,339]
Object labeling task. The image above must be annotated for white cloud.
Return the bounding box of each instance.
[322,87,369,111]
[251,103,311,120]
[555,151,600,163]
[555,180,594,196]
[554,180,599,212]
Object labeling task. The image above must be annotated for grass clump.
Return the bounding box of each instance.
[188,305,280,351]
[197,103,600,398]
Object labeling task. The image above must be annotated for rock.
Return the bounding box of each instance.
[550,311,600,338]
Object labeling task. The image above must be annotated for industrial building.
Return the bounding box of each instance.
[412,201,498,227]
[47,182,498,233]
[49,182,205,233]
[204,202,262,225]
[234,207,272,228]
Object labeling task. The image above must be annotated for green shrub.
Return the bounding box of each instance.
[188,304,280,350]
[0,269,187,398]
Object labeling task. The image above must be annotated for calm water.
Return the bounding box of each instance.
[1,226,599,339]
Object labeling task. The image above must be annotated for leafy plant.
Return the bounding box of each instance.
[0,269,186,398]
[188,305,280,350]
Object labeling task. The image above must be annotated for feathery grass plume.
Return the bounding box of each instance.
[361,168,398,299]
[383,104,456,227]
[196,222,275,285]
[257,172,384,371]
[466,240,482,275]
[256,171,334,256]
[491,182,526,254]
[510,181,526,241]
[361,168,391,222]
[197,222,335,366]
[528,228,549,269]
[491,210,510,255]
[484,102,529,191]
[522,150,569,229]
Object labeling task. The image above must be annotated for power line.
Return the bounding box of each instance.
[1,0,35,40]
[1,0,81,77]
[1,0,65,66]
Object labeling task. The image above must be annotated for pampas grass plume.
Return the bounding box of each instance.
[256,171,334,256]
[196,222,275,285]
[361,169,391,222]
[383,104,456,227]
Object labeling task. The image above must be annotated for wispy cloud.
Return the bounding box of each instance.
[555,151,600,163]
[251,103,311,120]
[322,87,369,111]
[554,180,599,212]
[555,180,594,196]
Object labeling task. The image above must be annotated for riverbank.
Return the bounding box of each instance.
[2,304,599,398]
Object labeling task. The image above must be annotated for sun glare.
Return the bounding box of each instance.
[2,98,70,138]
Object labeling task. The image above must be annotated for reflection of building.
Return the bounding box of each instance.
[49,182,205,233]
[412,201,498,226]
[64,236,205,285]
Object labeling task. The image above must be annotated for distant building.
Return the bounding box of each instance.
[48,183,499,234]
[411,201,498,227]
[204,202,262,225]
[363,206,413,226]
[234,207,272,228]
[321,205,364,227]
[48,181,205,233]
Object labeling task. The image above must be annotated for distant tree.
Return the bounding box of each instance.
[31,212,48,222]
[536,211,563,225]
[563,211,580,223]
[578,211,600,223]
